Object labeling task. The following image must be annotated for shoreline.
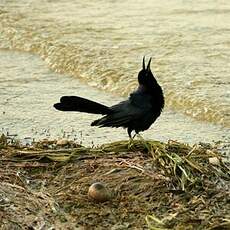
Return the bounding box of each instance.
[1,50,229,147]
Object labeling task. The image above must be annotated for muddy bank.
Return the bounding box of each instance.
[0,134,229,229]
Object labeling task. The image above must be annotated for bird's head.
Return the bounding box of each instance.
[138,56,158,87]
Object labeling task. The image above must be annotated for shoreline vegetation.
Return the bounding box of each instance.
[0,133,229,229]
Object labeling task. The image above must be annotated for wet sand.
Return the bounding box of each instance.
[0,50,229,146]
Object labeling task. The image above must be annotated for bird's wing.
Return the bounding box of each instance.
[92,101,135,128]
[95,113,134,128]
[93,93,152,128]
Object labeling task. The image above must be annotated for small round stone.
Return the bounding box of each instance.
[56,139,69,146]
[88,182,110,202]
[209,157,220,165]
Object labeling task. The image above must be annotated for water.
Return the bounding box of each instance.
[0,0,229,146]
[0,50,228,146]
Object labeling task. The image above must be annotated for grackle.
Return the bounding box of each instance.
[54,57,164,138]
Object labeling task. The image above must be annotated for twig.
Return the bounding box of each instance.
[186,145,198,158]
[120,159,169,181]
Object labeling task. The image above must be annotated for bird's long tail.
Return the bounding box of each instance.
[54,96,111,115]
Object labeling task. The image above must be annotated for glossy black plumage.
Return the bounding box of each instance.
[54,57,164,138]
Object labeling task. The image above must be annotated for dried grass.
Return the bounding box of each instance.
[0,134,229,229]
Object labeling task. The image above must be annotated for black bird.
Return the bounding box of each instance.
[54,57,164,138]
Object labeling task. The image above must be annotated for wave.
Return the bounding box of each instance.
[0,6,229,128]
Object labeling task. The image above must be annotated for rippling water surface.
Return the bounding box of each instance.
[0,0,229,145]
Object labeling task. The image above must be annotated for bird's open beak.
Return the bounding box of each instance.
[142,56,152,71]
[142,56,145,70]
[147,57,152,71]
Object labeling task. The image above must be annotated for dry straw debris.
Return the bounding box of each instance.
[0,134,229,229]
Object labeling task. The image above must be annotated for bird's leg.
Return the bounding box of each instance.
[132,133,137,139]
[127,128,135,148]
[127,127,132,139]
[128,131,141,146]
[128,128,139,140]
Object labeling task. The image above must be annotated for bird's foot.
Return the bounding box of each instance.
[128,132,139,149]
[136,134,152,152]
[128,136,134,148]
[136,133,144,140]
[128,133,142,148]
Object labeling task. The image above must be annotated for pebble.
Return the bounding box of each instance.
[88,182,111,203]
